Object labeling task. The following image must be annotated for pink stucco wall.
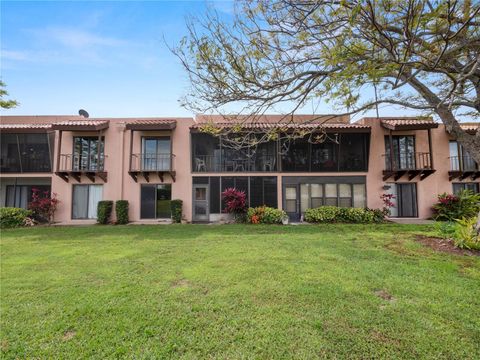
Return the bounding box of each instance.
[1,115,478,222]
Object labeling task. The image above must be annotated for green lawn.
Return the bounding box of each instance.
[1,224,479,359]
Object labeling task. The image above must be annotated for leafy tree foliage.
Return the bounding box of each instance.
[173,0,480,161]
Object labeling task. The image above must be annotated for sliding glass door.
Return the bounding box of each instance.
[72,185,103,219]
[140,184,172,219]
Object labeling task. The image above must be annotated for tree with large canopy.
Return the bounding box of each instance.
[172,0,479,161]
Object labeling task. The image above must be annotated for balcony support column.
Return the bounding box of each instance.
[97,130,102,171]
[388,130,394,172]
[56,130,63,172]
[427,128,434,169]
[129,129,134,172]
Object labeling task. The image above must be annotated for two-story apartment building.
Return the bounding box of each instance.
[0,114,478,223]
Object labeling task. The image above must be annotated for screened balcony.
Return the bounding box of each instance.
[0,133,53,173]
[191,132,369,173]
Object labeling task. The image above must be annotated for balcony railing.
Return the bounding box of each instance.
[382,152,432,171]
[193,154,276,172]
[449,155,478,172]
[58,153,105,172]
[130,153,175,172]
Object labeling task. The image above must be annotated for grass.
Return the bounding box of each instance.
[1,224,479,359]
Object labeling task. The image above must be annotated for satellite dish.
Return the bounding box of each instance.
[79,109,89,118]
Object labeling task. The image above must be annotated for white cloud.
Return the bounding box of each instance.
[29,26,129,50]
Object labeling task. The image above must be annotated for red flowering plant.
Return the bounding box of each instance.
[433,191,479,221]
[28,188,60,224]
[380,193,396,216]
[221,187,247,222]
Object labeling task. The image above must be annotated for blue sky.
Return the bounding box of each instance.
[1,0,413,119]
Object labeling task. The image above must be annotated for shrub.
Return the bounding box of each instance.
[432,190,480,221]
[247,206,287,224]
[304,206,340,223]
[222,188,247,222]
[115,200,129,224]
[304,206,385,224]
[171,199,183,223]
[0,207,32,229]
[453,217,480,250]
[97,201,113,224]
[434,221,456,239]
[28,188,59,224]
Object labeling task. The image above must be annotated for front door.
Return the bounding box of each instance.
[193,184,209,222]
[284,185,299,221]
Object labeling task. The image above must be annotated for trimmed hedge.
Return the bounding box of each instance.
[115,200,129,224]
[0,207,32,229]
[304,206,385,224]
[97,201,113,224]
[247,206,287,224]
[171,199,183,223]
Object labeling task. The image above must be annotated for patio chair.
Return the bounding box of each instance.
[195,157,207,172]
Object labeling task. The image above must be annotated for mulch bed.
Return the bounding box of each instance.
[415,235,480,256]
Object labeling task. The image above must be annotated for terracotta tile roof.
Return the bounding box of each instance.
[460,122,479,134]
[380,118,438,130]
[0,123,52,130]
[51,120,110,131]
[196,114,351,125]
[191,122,370,130]
[125,119,177,130]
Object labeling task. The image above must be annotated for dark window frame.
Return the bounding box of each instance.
[72,136,105,172]
[139,183,172,219]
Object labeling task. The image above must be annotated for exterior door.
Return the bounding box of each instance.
[387,183,418,217]
[284,185,299,220]
[193,184,209,221]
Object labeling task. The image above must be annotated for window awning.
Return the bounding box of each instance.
[126,119,177,130]
[51,120,109,131]
[381,118,438,130]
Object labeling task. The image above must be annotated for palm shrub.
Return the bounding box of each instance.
[453,217,480,250]
[170,199,183,223]
[0,208,32,228]
[432,190,480,221]
[115,200,129,224]
[97,201,113,224]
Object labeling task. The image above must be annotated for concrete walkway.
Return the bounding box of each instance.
[388,218,434,224]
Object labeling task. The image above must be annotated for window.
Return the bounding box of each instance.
[299,183,366,211]
[73,137,104,171]
[385,135,415,170]
[140,184,172,219]
[72,185,103,219]
[0,133,52,173]
[453,183,479,194]
[142,137,171,171]
[5,185,51,209]
[449,141,478,171]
